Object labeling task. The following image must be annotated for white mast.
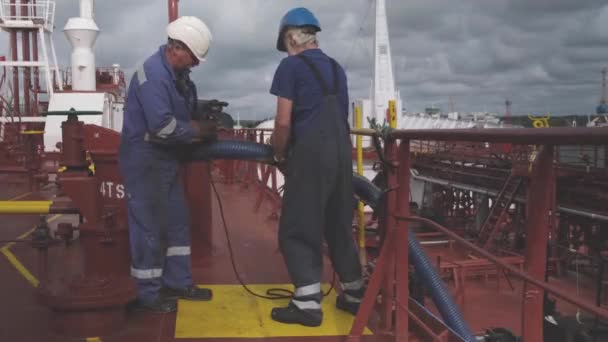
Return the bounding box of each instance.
[372,0,402,127]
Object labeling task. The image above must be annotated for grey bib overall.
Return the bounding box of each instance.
[278,54,362,291]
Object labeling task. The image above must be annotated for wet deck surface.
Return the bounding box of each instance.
[0,175,602,341]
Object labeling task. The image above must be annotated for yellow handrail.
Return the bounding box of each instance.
[0,201,53,214]
[355,105,366,265]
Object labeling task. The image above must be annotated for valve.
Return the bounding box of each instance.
[195,99,234,129]
[56,222,76,245]
[31,216,52,249]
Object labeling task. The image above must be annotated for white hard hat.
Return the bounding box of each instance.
[167,16,213,62]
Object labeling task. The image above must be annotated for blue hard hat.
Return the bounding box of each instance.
[276,7,321,52]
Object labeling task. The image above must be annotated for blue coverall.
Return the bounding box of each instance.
[119,45,197,304]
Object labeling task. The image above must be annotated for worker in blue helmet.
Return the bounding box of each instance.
[270,7,365,327]
[119,16,217,313]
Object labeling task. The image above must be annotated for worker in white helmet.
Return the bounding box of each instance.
[119,16,216,313]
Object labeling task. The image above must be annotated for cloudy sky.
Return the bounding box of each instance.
[4,0,608,119]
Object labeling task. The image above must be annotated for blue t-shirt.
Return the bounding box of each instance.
[270,49,349,141]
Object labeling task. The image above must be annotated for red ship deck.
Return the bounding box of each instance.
[0,176,386,342]
[1,173,605,342]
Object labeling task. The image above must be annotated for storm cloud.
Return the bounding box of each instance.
[3,0,608,119]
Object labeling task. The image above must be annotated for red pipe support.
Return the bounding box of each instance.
[402,302,446,342]
[397,216,608,321]
[348,139,411,342]
[348,230,397,341]
[395,139,411,341]
[380,139,398,332]
[521,145,555,342]
[168,0,179,22]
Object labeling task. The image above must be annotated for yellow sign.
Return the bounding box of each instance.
[388,100,397,128]
[528,113,551,128]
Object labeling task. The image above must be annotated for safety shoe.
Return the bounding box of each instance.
[128,297,177,314]
[271,302,323,327]
[162,285,213,301]
[336,288,366,315]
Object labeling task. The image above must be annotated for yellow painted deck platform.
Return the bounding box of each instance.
[175,284,372,339]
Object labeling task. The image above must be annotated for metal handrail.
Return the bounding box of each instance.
[389,127,608,145]
[239,127,608,144]
[398,215,608,321]
[0,1,55,32]
[242,127,379,137]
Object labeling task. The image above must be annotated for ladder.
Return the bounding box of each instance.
[477,174,523,249]
[0,0,63,98]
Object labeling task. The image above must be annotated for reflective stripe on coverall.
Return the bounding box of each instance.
[279,54,362,310]
[119,45,196,303]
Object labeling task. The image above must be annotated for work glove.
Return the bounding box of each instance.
[191,119,218,143]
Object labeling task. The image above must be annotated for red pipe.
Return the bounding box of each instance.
[168,0,179,22]
[21,1,31,116]
[10,0,19,116]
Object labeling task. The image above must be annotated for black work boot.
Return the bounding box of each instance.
[271,302,323,327]
[336,287,366,315]
[128,296,177,314]
[162,285,213,301]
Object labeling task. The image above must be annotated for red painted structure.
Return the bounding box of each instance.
[36,113,135,337]
[1,0,608,340]
[1,120,608,340]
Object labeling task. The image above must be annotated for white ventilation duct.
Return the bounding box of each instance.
[79,0,95,19]
[64,0,99,91]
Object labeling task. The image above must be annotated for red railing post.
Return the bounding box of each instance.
[521,145,555,342]
[395,139,411,341]
[348,137,410,341]
[381,138,398,333]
